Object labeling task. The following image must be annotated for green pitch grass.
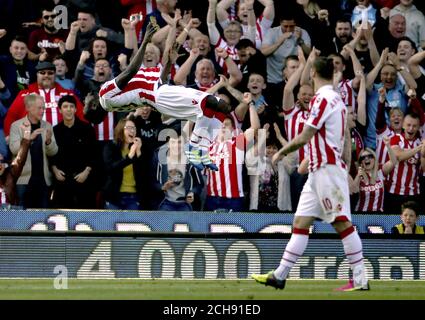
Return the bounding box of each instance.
[0,279,424,300]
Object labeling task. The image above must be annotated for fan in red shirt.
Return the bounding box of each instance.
[4,61,85,138]
[386,112,425,214]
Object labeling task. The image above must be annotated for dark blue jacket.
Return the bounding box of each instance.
[0,55,36,106]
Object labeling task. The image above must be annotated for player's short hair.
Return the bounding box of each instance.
[225,20,243,33]
[397,36,417,53]
[405,111,420,120]
[313,57,334,80]
[195,58,215,73]
[389,107,403,117]
[235,38,255,51]
[24,94,44,108]
[401,201,420,216]
[58,95,77,108]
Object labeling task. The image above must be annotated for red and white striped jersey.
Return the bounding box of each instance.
[214,37,239,68]
[306,85,347,172]
[375,126,396,165]
[99,65,161,109]
[388,133,422,195]
[241,15,273,49]
[337,79,356,110]
[207,134,246,198]
[283,102,309,164]
[355,168,385,212]
[94,112,115,141]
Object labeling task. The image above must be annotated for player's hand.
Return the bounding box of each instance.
[407,88,416,100]
[404,224,413,234]
[257,104,265,114]
[278,32,292,44]
[215,47,229,59]
[387,52,401,68]
[297,46,306,65]
[272,152,283,166]
[307,47,320,64]
[162,180,175,191]
[379,48,389,66]
[293,26,302,40]
[74,169,90,183]
[218,74,229,87]
[96,29,108,38]
[273,123,284,140]
[318,9,329,22]
[53,166,66,182]
[242,92,253,105]
[30,128,43,141]
[383,136,391,146]
[20,123,31,141]
[39,48,48,62]
[144,22,158,43]
[45,128,52,145]
[70,21,81,35]
[378,86,386,103]
[190,47,200,58]
[188,18,201,29]
[79,50,91,65]
[121,18,134,31]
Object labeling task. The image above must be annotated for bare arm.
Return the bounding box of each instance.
[261,32,291,57]
[391,144,422,162]
[282,58,305,110]
[387,52,417,91]
[258,0,275,21]
[356,73,367,126]
[421,143,425,172]
[245,0,256,44]
[272,125,317,165]
[408,50,425,79]
[65,21,80,51]
[207,0,221,46]
[273,122,287,147]
[173,48,200,85]
[115,22,157,89]
[244,93,261,142]
[363,24,380,66]
[161,13,180,83]
[216,0,233,24]
[382,137,398,175]
[342,45,363,91]
[300,47,319,86]
[366,48,388,92]
[342,126,352,172]
[215,47,242,86]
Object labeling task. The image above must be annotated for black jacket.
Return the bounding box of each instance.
[102,142,144,205]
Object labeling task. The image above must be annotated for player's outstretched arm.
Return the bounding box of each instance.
[115,22,157,89]
[272,125,317,165]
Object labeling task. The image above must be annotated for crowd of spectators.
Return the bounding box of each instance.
[0,0,424,215]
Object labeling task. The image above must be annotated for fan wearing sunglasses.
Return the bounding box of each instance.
[352,137,398,213]
[27,6,68,61]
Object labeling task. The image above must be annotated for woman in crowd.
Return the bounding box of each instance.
[102,115,143,210]
[352,136,398,213]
